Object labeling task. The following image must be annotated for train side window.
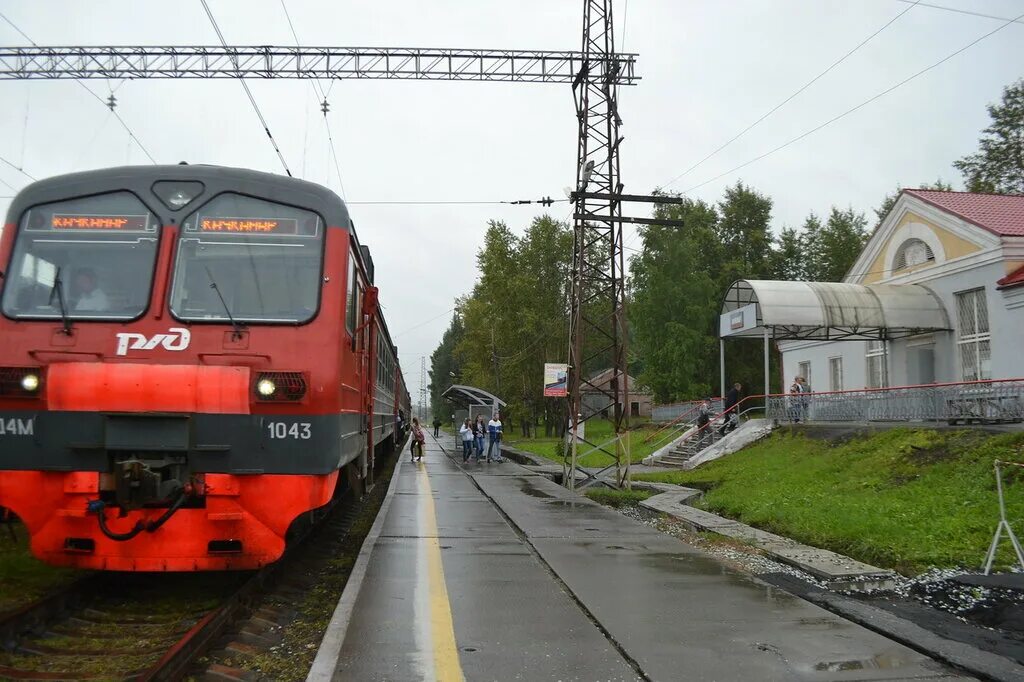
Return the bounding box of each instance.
[345,254,357,334]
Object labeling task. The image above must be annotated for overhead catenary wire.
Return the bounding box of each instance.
[199,0,292,177]
[279,0,346,196]
[0,10,157,165]
[894,0,1024,25]
[661,0,922,189]
[0,152,35,181]
[676,10,1024,196]
[346,198,569,206]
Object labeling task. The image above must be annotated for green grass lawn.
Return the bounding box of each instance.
[584,488,655,507]
[506,418,661,467]
[0,523,81,613]
[634,428,1024,575]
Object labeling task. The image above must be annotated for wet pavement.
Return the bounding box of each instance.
[326,436,973,681]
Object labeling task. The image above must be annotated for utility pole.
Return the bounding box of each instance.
[567,0,628,490]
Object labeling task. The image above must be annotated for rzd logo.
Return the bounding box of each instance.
[115,327,191,356]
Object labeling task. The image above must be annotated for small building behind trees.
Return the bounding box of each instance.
[582,369,654,419]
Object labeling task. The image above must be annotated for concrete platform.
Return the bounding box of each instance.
[310,436,973,681]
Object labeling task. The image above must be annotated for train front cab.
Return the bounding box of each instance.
[0,166,390,571]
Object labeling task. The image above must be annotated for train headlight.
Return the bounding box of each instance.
[256,378,276,397]
[20,373,40,392]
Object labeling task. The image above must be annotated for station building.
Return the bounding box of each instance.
[777,190,1024,391]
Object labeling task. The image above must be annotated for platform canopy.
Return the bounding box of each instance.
[720,279,951,341]
[441,384,506,409]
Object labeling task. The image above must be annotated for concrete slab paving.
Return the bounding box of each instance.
[323,436,971,681]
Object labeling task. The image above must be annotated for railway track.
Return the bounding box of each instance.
[0,449,400,682]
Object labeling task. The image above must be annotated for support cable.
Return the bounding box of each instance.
[677,10,1024,196]
[0,152,35,181]
[279,0,346,197]
[662,0,921,189]
[199,0,293,177]
[0,10,156,164]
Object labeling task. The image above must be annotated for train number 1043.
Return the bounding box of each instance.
[266,421,312,440]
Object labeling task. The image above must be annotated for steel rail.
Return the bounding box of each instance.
[0,45,639,84]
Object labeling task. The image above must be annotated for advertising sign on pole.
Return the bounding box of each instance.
[543,363,568,397]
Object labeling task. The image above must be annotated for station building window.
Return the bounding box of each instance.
[955,288,991,381]
[893,238,935,271]
[866,341,888,389]
[798,361,811,389]
[828,357,843,392]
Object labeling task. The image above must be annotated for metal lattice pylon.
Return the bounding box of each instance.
[566,0,630,491]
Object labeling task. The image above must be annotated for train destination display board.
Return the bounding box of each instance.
[41,214,151,232]
[198,217,300,235]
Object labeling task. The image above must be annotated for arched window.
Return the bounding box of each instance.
[893,238,935,271]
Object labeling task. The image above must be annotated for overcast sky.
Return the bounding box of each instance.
[1,0,1022,402]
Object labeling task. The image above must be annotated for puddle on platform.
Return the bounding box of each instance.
[517,481,554,499]
[814,650,910,672]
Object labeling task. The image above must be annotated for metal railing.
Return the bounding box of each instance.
[654,397,767,465]
[652,399,721,423]
[765,378,1024,424]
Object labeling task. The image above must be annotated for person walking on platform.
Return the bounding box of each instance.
[695,397,712,446]
[473,415,486,461]
[411,417,426,462]
[432,416,442,438]
[459,418,474,462]
[788,376,802,423]
[718,383,742,436]
[486,414,504,462]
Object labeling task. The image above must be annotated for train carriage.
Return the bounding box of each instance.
[0,164,406,571]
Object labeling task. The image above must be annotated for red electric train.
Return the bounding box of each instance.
[0,165,410,571]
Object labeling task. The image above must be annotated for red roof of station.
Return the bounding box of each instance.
[904,190,1024,237]
[997,264,1024,290]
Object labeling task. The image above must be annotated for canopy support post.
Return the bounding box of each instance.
[763,327,770,398]
[720,338,725,401]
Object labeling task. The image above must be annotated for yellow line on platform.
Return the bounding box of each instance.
[418,462,465,682]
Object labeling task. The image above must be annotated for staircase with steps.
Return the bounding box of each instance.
[656,423,723,467]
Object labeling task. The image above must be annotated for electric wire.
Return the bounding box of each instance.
[677,10,1024,196]
[0,10,156,164]
[279,0,346,196]
[393,307,458,338]
[661,0,921,189]
[346,198,570,206]
[199,0,293,177]
[894,0,1024,24]
[0,152,35,181]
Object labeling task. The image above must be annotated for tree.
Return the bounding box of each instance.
[771,227,805,280]
[630,198,721,402]
[805,207,869,282]
[451,216,572,435]
[873,179,954,229]
[428,310,465,419]
[716,181,774,285]
[954,79,1024,194]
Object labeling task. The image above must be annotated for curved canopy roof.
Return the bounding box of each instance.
[441,384,506,409]
[720,279,951,341]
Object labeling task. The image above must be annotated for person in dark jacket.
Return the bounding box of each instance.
[719,383,742,436]
[432,417,442,438]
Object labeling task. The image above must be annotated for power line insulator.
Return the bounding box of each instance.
[540,196,553,206]
[106,94,117,111]
[320,99,330,115]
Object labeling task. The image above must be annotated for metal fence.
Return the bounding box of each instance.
[652,399,722,423]
[765,379,1024,424]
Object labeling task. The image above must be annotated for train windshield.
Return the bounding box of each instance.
[169,194,324,324]
[1,192,159,321]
